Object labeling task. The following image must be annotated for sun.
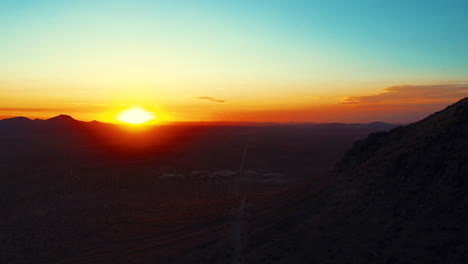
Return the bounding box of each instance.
[116,107,155,125]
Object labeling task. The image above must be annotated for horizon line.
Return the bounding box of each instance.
[0,114,404,126]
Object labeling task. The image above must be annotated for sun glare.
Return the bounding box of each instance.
[116,107,155,125]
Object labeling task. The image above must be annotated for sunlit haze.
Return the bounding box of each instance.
[116,106,155,125]
[1,0,467,123]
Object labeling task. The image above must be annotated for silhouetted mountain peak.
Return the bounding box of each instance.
[365,121,397,131]
[0,116,32,127]
[2,116,31,122]
[15,116,30,120]
[336,97,468,185]
[367,121,390,126]
[46,114,77,123]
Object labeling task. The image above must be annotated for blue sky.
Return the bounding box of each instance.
[2,0,467,80]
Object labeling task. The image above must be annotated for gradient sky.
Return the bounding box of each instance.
[1,0,467,123]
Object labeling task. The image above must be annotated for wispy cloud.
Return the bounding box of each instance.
[196,96,226,103]
[341,84,468,105]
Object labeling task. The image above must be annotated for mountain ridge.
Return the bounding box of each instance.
[246,97,468,263]
[0,114,398,128]
[336,97,468,185]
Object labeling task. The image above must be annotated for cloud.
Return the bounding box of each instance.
[341,84,468,105]
[196,96,226,103]
[435,80,468,84]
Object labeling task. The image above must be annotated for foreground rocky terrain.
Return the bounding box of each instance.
[246,98,468,263]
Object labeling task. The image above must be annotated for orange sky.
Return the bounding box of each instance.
[1,81,467,124]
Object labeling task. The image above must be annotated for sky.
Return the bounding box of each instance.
[0,0,467,123]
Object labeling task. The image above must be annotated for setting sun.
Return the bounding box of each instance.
[116,107,155,124]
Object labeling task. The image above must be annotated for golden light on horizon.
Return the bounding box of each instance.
[116,106,155,125]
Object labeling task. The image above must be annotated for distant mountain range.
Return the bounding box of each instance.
[0,115,399,128]
[0,114,399,168]
[247,97,468,263]
[0,114,82,130]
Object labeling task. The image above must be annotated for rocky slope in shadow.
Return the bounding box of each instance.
[246,98,468,264]
[336,97,468,185]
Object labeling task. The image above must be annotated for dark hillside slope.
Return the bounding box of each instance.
[337,97,468,185]
[247,98,468,264]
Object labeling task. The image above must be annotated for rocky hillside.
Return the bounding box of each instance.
[336,97,468,185]
[246,98,468,264]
